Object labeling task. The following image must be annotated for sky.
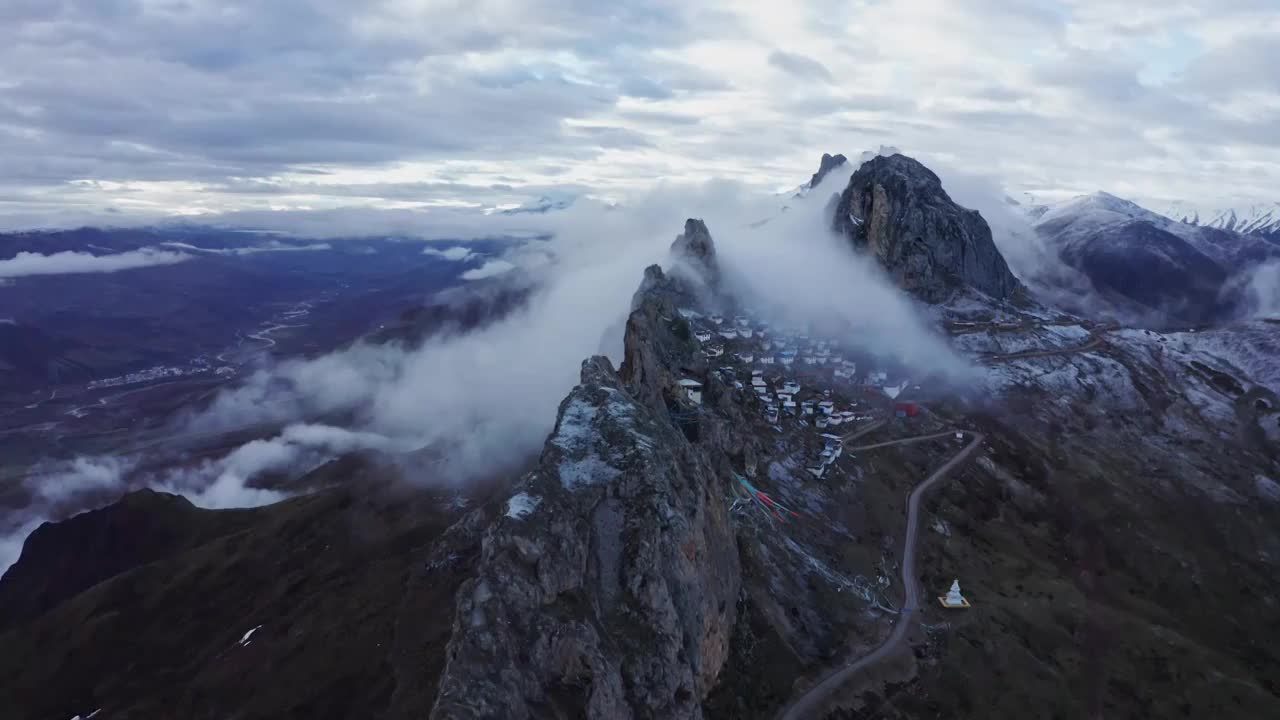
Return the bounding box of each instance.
[1,0,1278,226]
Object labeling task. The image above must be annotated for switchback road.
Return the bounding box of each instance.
[776,431,986,720]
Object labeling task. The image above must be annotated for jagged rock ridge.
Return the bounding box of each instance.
[807,153,848,189]
[432,225,759,719]
[833,154,1024,302]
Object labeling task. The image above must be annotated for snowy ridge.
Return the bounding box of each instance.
[1162,200,1280,237]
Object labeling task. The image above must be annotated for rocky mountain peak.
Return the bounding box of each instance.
[431,221,758,718]
[833,153,1024,302]
[808,152,848,189]
[669,218,719,285]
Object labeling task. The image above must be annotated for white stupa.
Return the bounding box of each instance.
[938,579,970,608]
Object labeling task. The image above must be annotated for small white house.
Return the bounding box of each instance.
[679,378,703,405]
[739,327,754,339]
[782,398,797,413]
[801,400,816,416]
[751,376,767,388]
[704,344,724,358]
[760,355,776,365]
[760,340,772,351]
[737,352,754,363]
[710,315,724,325]
[720,328,738,340]
[780,354,794,366]
[815,415,829,428]
[827,413,844,426]
[782,380,801,395]
[735,316,750,327]
[694,329,713,342]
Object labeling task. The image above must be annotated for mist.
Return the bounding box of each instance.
[8,159,976,570]
[0,247,193,278]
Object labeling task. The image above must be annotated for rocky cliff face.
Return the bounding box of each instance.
[432,228,760,719]
[833,154,1024,303]
[668,218,720,291]
[807,153,848,190]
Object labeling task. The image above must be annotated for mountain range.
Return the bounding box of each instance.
[1,152,1278,719]
[1019,191,1280,326]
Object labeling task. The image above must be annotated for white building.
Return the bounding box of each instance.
[710,315,724,325]
[739,327,754,339]
[818,400,835,415]
[780,354,795,366]
[815,415,829,428]
[735,316,750,327]
[782,380,801,395]
[694,329,713,342]
[720,327,738,340]
[737,352,754,363]
[760,355,776,365]
[679,378,703,405]
[704,344,724,358]
[801,400,816,416]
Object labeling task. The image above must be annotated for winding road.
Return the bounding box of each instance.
[776,430,986,720]
[979,323,1118,364]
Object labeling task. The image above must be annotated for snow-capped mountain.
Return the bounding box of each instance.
[1162,200,1280,239]
[497,191,577,215]
[1030,191,1280,324]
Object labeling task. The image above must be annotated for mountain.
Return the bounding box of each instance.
[1163,200,1280,242]
[807,153,848,190]
[1032,192,1280,324]
[498,192,577,215]
[833,153,1025,302]
[4,161,1280,719]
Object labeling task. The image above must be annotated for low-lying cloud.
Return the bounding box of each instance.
[9,158,977,571]
[423,246,477,261]
[461,259,517,280]
[1238,259,1280,319]
[0,247,192,278]
[160,241,333,255]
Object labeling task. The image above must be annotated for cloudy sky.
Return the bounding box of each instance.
[2,0,1278,225]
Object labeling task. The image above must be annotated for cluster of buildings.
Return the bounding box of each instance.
[683,310,862,377]
[677,305,918,485]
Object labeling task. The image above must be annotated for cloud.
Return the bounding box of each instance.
[0,248,193,278]
[159,241,332,255]
[767,50,834,82]
[168,173,970,495]
[1236,259,1280,318]
[423,246,477,261]
[0,517,46,578]
[461,259,517,280]
[29,456,137,505]
[0,0,1276,224]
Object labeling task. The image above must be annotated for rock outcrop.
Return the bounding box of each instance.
[833,154,1024,302]
[432,230,754,720]
[807,153,848,190]
[668,218,720,289]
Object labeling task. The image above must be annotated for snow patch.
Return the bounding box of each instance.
[505,492,541,519]
[1256,475,1280,502]
[238,625,263,647]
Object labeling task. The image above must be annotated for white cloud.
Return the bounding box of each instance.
[0,1,1274,224]
[159,241,333,255]
[423,246,477,261]
[0,248,193,278]
[171,175,970,492]
[461,259,517,280]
